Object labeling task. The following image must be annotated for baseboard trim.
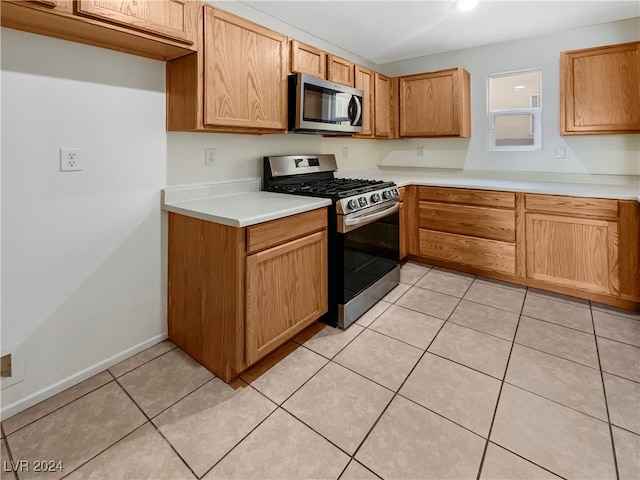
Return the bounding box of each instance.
[0,333,168,421]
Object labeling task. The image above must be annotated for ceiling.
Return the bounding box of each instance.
[238,1,640,65]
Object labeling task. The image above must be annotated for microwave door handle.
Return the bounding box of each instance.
[348,96,362,126]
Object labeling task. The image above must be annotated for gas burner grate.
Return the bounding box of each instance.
[270,178,395,199]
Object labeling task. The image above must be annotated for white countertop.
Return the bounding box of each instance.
[162,170,639,228]
[162,179,331,227]
[336,167,640,202]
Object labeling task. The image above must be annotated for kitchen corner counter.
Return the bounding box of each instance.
[336,167,640,202]
[162,179,331,227]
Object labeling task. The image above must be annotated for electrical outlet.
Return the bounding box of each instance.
[1,343,25,390]
[554,146,567,159]
[417,146,425,157]
[342,147,349,159]
[205,148,217,166]
[60,148,82,172]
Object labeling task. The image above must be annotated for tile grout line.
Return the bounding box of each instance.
[197,407,304,479]
[108,369,205,480]
[475,286,527,480]
[484,442,569,480]
[500,381,612,425]
[110,343,178,379]
[2,344,177,438]
[1,377,114,438]
[1,427,20,480]
[592,333,640,350]
[58,422,157,480]
[337,459,382,480]
[346,274,476,472]
[590,300,621,480]
[511,340,600,372]
[364,276,620,444]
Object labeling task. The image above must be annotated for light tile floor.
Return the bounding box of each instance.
[3,262,640,480]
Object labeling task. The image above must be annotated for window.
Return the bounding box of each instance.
[488,69,541,150]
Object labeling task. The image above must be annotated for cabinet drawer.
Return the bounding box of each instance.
[525,194,618,220]
[419,201,516,242]
[419,187,515,209]
[247,208,327,254]
[419,229,516,275]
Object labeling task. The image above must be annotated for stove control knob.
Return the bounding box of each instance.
[347,199,359,210]
[392,188,399,197]
[358,197,368,207]
[382,190,392,199]
[370,193,381,203]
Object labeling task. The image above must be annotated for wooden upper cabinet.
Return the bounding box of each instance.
[561,42,640,135]
[290,40,326,77]
[374,72,393,138]
[355,65,375,137]
[1,0,198,60]
[75,0,195,45]
[399,67,471,138]
[202,7,288,132]
[327,54,355,87]
[167,5,288,133]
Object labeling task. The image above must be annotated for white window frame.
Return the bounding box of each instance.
[487,69,542,151]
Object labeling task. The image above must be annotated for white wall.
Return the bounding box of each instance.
[377,17,640,175]
[167,133,381,185]
[1,28,168,417]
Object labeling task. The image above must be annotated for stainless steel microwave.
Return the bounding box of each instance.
[288,73,364,135]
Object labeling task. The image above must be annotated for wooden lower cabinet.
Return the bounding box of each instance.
[618,201,640,302]
[398,187,408,260]
[407,186,639,311]
[399,202,407,260]
[168,208,328,382]
[245,231,327,365]
[525,213,618,294]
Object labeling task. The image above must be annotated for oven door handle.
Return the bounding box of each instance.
[341,202,399,232]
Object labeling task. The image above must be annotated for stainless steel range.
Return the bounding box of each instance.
[263,154,400,329]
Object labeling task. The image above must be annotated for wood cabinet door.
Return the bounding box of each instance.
[203,6,288,131]
[525,213,619,294]
[327,54,354,86]
[75,0,196,45]
[374,73,392,138]
[561,42,640,134]
[355,65,375,137]
[245,231,328,365]
[399,68,470,137]
[290,40,326,77]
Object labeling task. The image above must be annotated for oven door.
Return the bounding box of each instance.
[337,202,400,328]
